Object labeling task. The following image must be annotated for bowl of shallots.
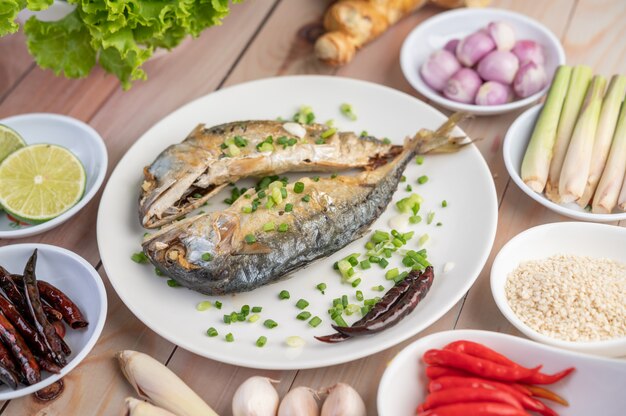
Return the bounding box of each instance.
[400,8,565,115]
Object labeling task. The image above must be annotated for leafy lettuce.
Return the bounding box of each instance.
[2,0,240,89]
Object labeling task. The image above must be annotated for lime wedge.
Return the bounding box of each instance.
[0,124,26,163]
[0,144,86,224]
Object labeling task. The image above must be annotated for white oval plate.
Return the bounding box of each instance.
[504,104,626,222]
[0,113,108,238]
[400,8,565,115]
[377,329,626,416]
[97,76,497,369]
[491,222,626,357]
[0,244,107,400]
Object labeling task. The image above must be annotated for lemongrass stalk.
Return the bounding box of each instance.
[123,398,177,416]
[618,172,626,211]
[593,99,626,213]
[559,75,606,203]
[521,65,573,192]
[578,75,626,207]
[545,65,593,202]
[117,351,219,416]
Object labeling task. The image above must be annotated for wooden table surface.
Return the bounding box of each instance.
[1,0,625,414]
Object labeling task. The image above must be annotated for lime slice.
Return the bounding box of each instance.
[0,144,86,224]
[0,124,26,163]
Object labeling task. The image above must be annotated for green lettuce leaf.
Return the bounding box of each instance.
[98,27,151,90]
[24,10,96,78]
[0,0,26,36]
[26,0,52,11]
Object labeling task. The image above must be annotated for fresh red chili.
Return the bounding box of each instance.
[425,365,473,380]
[423,349,540,382]
[523,367,575,385]
[416,402,531,416]
[417,387,523,412]
[429,377,557,416]
[524,385,570,406]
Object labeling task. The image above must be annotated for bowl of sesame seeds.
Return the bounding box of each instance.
[491,222,626,357]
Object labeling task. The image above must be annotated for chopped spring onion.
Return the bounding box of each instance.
[437,222,443,227]
[297,311,311,320]
[331,173,338,179]
[233,135,247,147]
[365,241,374,250]
[227,143,240,157]
[223,314,232,324]
[409,215,422,224]
[201,252,212,261]
[342,295,348,308]
[351,278,362,288]
[279,290,290,300]
[321,128,337,139]
[263,222,275,232]
[347,256,359,267]
[293,105,315,124]
[206,327,218,337]
[252,306,262,313]
[248,314,260,323]
[264,319,278,329]
[340,103,357,121]
[393,271,409,283]
[214,301,222,309]
[294,182,305,193]
[372,285,385,292]
[406,185,413,192]
[369,256,381,263]
[382,138,391,144]
[426,212,435,225]
[359,260,371,270]
[240,305,250,316]
[131,252,149,264]
[167,279,180,288]
[296,299,309,310]
[278,223,289,232]
[356,290,364,301]
[301,195,311,203]
[256,336,267,347]
[385,268,399,280]
[225,333,234,342]
[417,175,429,185]
[442,200,448,207]
[154,268,164,276]
[333,315,348,327]
[401,175,406,182]
[196,301,212,311]
[379,258,389,268]
[316,283,327,294]
[257,142,274,152]
[241,206,252,214]
[244,234,256,244]
[396,194,422,214]
[345,304,360,315]
[308,316,322,327]
[286,336,305,348]
[372,230,390,243]
[284,203,294,212]
[416,156,424,165]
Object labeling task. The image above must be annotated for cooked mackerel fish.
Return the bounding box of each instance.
[139,120,401,228]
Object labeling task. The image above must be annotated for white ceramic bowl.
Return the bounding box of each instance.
[491,222,626,357]
[377,329,626,416]
[504,104,626,222]
[400,8,566,115]
[0,113,108,238]
[0,244,107,400]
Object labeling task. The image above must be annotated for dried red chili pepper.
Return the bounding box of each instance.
[423,349,540,382]
[37,281,88,329]
[0,311,40,385]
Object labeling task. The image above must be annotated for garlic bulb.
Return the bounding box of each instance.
[232,376,280,416]
[123,398,177,416]
[320,383,366,416]
[117,350,218,416]
[278,387,319,416]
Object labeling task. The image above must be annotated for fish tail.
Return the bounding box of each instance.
[414,112,474,154]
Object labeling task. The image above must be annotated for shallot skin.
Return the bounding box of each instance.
[443,68,482,104]
[477,51,520,85]
[420,50,461,91]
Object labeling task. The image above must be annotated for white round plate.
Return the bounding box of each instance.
[0,113,108,238]
[400,8,565,115]
[97,76,497,369]
[377,329,626,416]
[504,104,626,222]
[0,244,107,400]
[491,222,626,357]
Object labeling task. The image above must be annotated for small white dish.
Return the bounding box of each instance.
[504,104,626,222]
[400,8,565,115]
[0,244,107,400]
[491,222,626,357]
[0,113,108,238]
[377,329,626,416]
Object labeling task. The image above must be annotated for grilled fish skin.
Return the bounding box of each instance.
[139,120,401,229]
[143,132,424,295]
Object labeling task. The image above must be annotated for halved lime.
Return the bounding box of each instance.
[0,124,26,163]
[0,144,86,224]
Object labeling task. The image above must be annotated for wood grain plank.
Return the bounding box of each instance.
[0,31,33,100]
[455,0,626,335]
[2,268,174,416]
